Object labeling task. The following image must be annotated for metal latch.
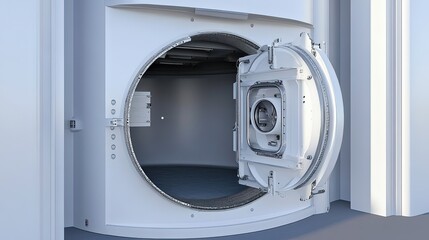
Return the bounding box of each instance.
[69,119,82,132]
[310,180,325,198]
[311,189,326,196]
[312,42,322,49]
[107,118,125,127]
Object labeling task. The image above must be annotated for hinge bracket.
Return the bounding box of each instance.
[268,171,275,195]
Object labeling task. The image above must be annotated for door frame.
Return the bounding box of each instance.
[41,0,65,239]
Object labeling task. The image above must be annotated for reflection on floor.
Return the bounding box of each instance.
[65,201,429,240]
[142,165,248,200]
[141,165,264,209]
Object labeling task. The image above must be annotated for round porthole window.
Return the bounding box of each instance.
[253,100,277,133]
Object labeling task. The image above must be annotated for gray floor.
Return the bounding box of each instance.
[65,200,429,240]
[143,166,249,200]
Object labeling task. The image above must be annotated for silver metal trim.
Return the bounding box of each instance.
[245,81,286,158]
[287,45,331,190]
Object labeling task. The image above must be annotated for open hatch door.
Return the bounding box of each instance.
[233,33,343,200]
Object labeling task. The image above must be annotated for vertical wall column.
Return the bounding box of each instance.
[350,0,392,216]
[349,0,429,217]
[401,0,429,217]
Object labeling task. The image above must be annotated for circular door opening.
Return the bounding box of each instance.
[125,33,265,210]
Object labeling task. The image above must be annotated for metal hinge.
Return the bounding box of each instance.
[268,38,282,66]
[268,171,275,195]
[311,189,326,196]
[310,180,325,198]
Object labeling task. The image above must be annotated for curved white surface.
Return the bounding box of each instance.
[71,1,342,238]
[106,0,313,25]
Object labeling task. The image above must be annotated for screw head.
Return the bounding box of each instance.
[111,99,116,105]
[111,154,116,159]
[307,155,313,160]
[111,109,116,115]
[111,134,116,140]
[111,144,116,150]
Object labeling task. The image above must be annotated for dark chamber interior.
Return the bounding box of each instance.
[129,34,264,210]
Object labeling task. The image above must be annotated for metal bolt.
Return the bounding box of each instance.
[111,144,116,150]
[111,109,116,115]
[111,99,116,105]
[111,154,116,159]
[307,155,313,160]
[111,134,116,140]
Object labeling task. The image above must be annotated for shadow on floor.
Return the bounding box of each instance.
[66,200,429,240]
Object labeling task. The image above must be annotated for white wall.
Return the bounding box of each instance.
[0,1,64,239]
[350,0,392,216]
[402,0,429,216]
[64,0,75,227]
[0,2,43,239]
[350,0,429,217]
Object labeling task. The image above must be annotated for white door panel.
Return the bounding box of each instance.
[235,33,344,200]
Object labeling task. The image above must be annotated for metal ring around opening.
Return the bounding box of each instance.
[286,45,331,190]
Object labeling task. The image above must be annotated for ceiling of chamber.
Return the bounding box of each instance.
[146,33,258,75]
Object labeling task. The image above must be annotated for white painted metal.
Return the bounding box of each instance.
[236,34,343,201]
[105,0,313,25]
[63,0,343,238]
[102,7,316,239]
